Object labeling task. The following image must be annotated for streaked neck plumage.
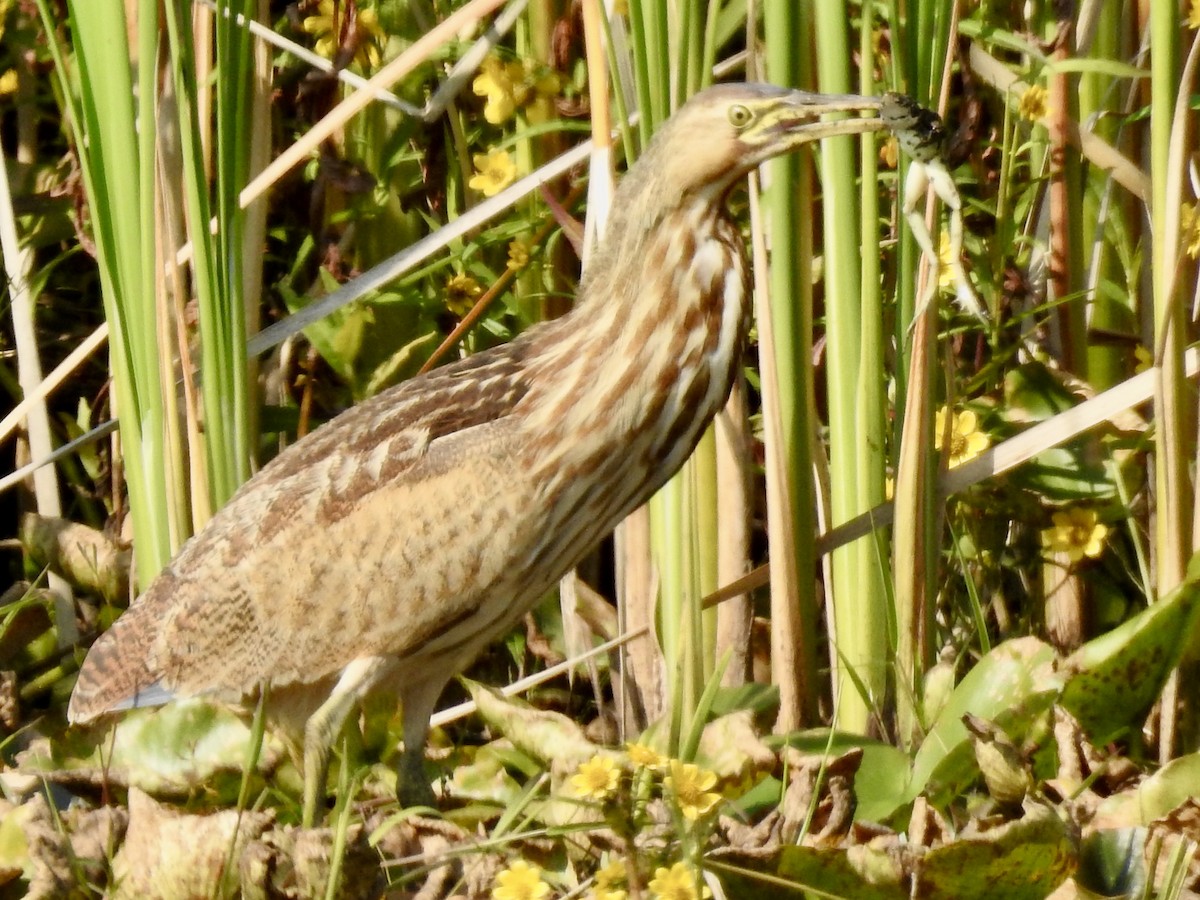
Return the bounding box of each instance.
[515,139,751,565]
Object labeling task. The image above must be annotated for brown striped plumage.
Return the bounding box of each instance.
[68,83,888,823]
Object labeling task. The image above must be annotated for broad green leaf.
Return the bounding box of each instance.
[915,803,1077,899]
[465,681,598,773]
[712,843,908,900]
[1002,363,1080,422]
[906,638,1061,810]
[768,730,913,824]
[1060,563,1200,744]
[19,700,282,802]
[447,744,525,806]
[1076,828,1148,897]
[1136,754,1200,822]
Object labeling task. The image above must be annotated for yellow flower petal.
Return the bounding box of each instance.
[648,862,710,900]
[507,240,530,270]
[595,861,626,888]
[302,0,387,69]
[1018,84,1048,121]
[492,860,551,900]
[1134,345,1153,374]
[474,55,519,124]
[444,273,482,316]
[469,149,518,197]
[934,406,990,468]
[1042,508,1108,563]
[664,760,722,821]
[879,135,899,169]
[626,741,667,770]
[571,754,621,801]
[935,229,959,291]
[1182,203,1200,260]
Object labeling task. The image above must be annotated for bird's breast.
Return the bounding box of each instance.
[512,211,749,576]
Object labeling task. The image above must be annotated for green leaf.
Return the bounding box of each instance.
[914,804,1077,899]
[1076,829,1147,897]
[1060,562,1200,744]
[907,638,1061,811]
[1002,363,1080,422]
[711,844,908,900]
[20,700,283,803]
[768,730,913,824]
[1011,446,1117,501]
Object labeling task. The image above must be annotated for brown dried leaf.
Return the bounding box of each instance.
[110,788,273,900]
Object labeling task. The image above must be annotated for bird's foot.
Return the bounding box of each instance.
[395,747,438,810]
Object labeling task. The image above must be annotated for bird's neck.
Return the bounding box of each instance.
[521,199,749,489]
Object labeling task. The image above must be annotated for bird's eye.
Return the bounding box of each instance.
[727,104,754,128]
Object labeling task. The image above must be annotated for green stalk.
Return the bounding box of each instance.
[762,0,820,729]
[1079,2,1127,389]
[856,0,892,708]
[37,0,264,587]
[692,429,720,678]
[163,0,255,508]
[813,0,885,733]
[1150,1,1191,757]
[1149,0,1186,594]
[888,0,951,741]
[40,0,176,586]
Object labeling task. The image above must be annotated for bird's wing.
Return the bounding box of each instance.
[69,337,543,722]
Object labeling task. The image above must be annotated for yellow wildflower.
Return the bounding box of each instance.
[0,69,16,98]
[1182,202,1200,260]
[1043,508,1108,563]
[445,272,482,316]
[521,68,562,125]
[879,135,899,169]
[492,859,551,900]
[664,760,722,821]
[934,407,989,469]
[302,0,386,70]
[648,862,711,900]
[507,240,530,270]
[470,149,518,198]
[1189,0,1200,29]
[571,754,621,801]
[626,741,667,770]
[473,54,561,125]
[596,861,626,887]
[1134,345,1153,374]
[473,55,523,124]
[589,860,628,900]
[1018,83,1048,121]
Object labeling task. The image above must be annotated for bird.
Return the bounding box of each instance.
[68,83,890,826]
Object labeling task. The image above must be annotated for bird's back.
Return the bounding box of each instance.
[68,338,547,722]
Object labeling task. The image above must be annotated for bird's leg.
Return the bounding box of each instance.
[395,677,447,809]
[301,655,397,827]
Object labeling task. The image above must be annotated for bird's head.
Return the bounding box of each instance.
[627,82,889,206]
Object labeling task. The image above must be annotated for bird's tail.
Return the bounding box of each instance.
[68,604,172,724]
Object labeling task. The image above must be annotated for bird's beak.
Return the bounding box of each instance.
[769,91,889,143]
[738,91,890,172]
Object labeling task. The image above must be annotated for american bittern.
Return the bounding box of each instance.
[69,83,892,825]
